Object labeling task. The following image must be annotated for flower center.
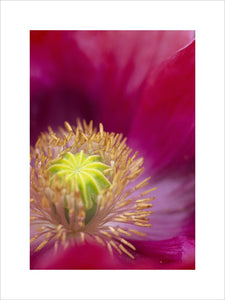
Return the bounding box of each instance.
[30,120,156,259]
[48,150,111,210]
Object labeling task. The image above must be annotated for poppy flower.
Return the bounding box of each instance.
[30,30,195,269]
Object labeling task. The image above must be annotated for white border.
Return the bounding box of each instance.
[1,1,224,300]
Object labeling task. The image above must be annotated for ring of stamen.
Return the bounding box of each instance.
[30,120,156,259]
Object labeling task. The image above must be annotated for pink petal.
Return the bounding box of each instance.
[30,31,97,144]
[129,40,195,176]
[30,236,194,270]
[30,31,194,144]
[145,175,195,241]
[126,236,195,269]
[30,31,195,270]
[31,242,122,270]
[127,41,195,244]
[87,31,194,135]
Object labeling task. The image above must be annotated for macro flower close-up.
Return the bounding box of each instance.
[30,30,195,270]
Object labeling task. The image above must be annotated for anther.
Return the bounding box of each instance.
[128,229,147,237]
[119,244,135,259]
[120,238,136,251]
[109,226,120,237]
[64,121,73,133]
[117,228,132,237]
[34,240,48,252]
[141,187,158,196]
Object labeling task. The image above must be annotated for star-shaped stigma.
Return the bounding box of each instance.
[48,150,111,210]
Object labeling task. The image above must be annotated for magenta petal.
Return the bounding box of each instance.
[30,31,195,270]
[127,41,195,248]
[148,175,195,241]
[76,31,194,134]
[30,31,99,144]
[30,31,194,144]
[131,236,195,269]
[30,236,194,270]
[129,41,195,176]
[31,242,120,270]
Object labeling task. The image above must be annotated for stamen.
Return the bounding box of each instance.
[136,197,155,203]
[134,222,152,227]
[37,226,45,232]
[109,226,120,237]
[80,232,85,243]
[141,187,158,196]
[117,228,132,237]
[30,235,38,243]
[120,238,136,251]
[110,240,122,254]
[119,244,135,259]
[101,230,112,239]
[107,242,113,256]
[137,203,153,210]
[99,123,104,137]
[64,121,73,133]
[135,176,151,189]
[34,240,48,252]
[117,199,134,208]
[95,236,105,246]
[30,119,157,259]
[128,229,147,237]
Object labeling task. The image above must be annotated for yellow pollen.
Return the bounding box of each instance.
[134,176,151,189]
[119,244,135,259]
[137,203,153,210]
[64,121,73,132]
[107,242,113,256]
[110,240,122,254]
[95,236,105,246]
[109,226,120,236]
[117,228,132,237]
[101,230,112,238]
[141,187,158,196]
[120,238,136,250]
[136,197,155,203]
[128,229,147,237]
[30,235,38,243]
[34,240,48,252]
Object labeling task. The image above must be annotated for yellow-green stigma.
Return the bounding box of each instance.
[30,120,156,259]
[48,151,111,210]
